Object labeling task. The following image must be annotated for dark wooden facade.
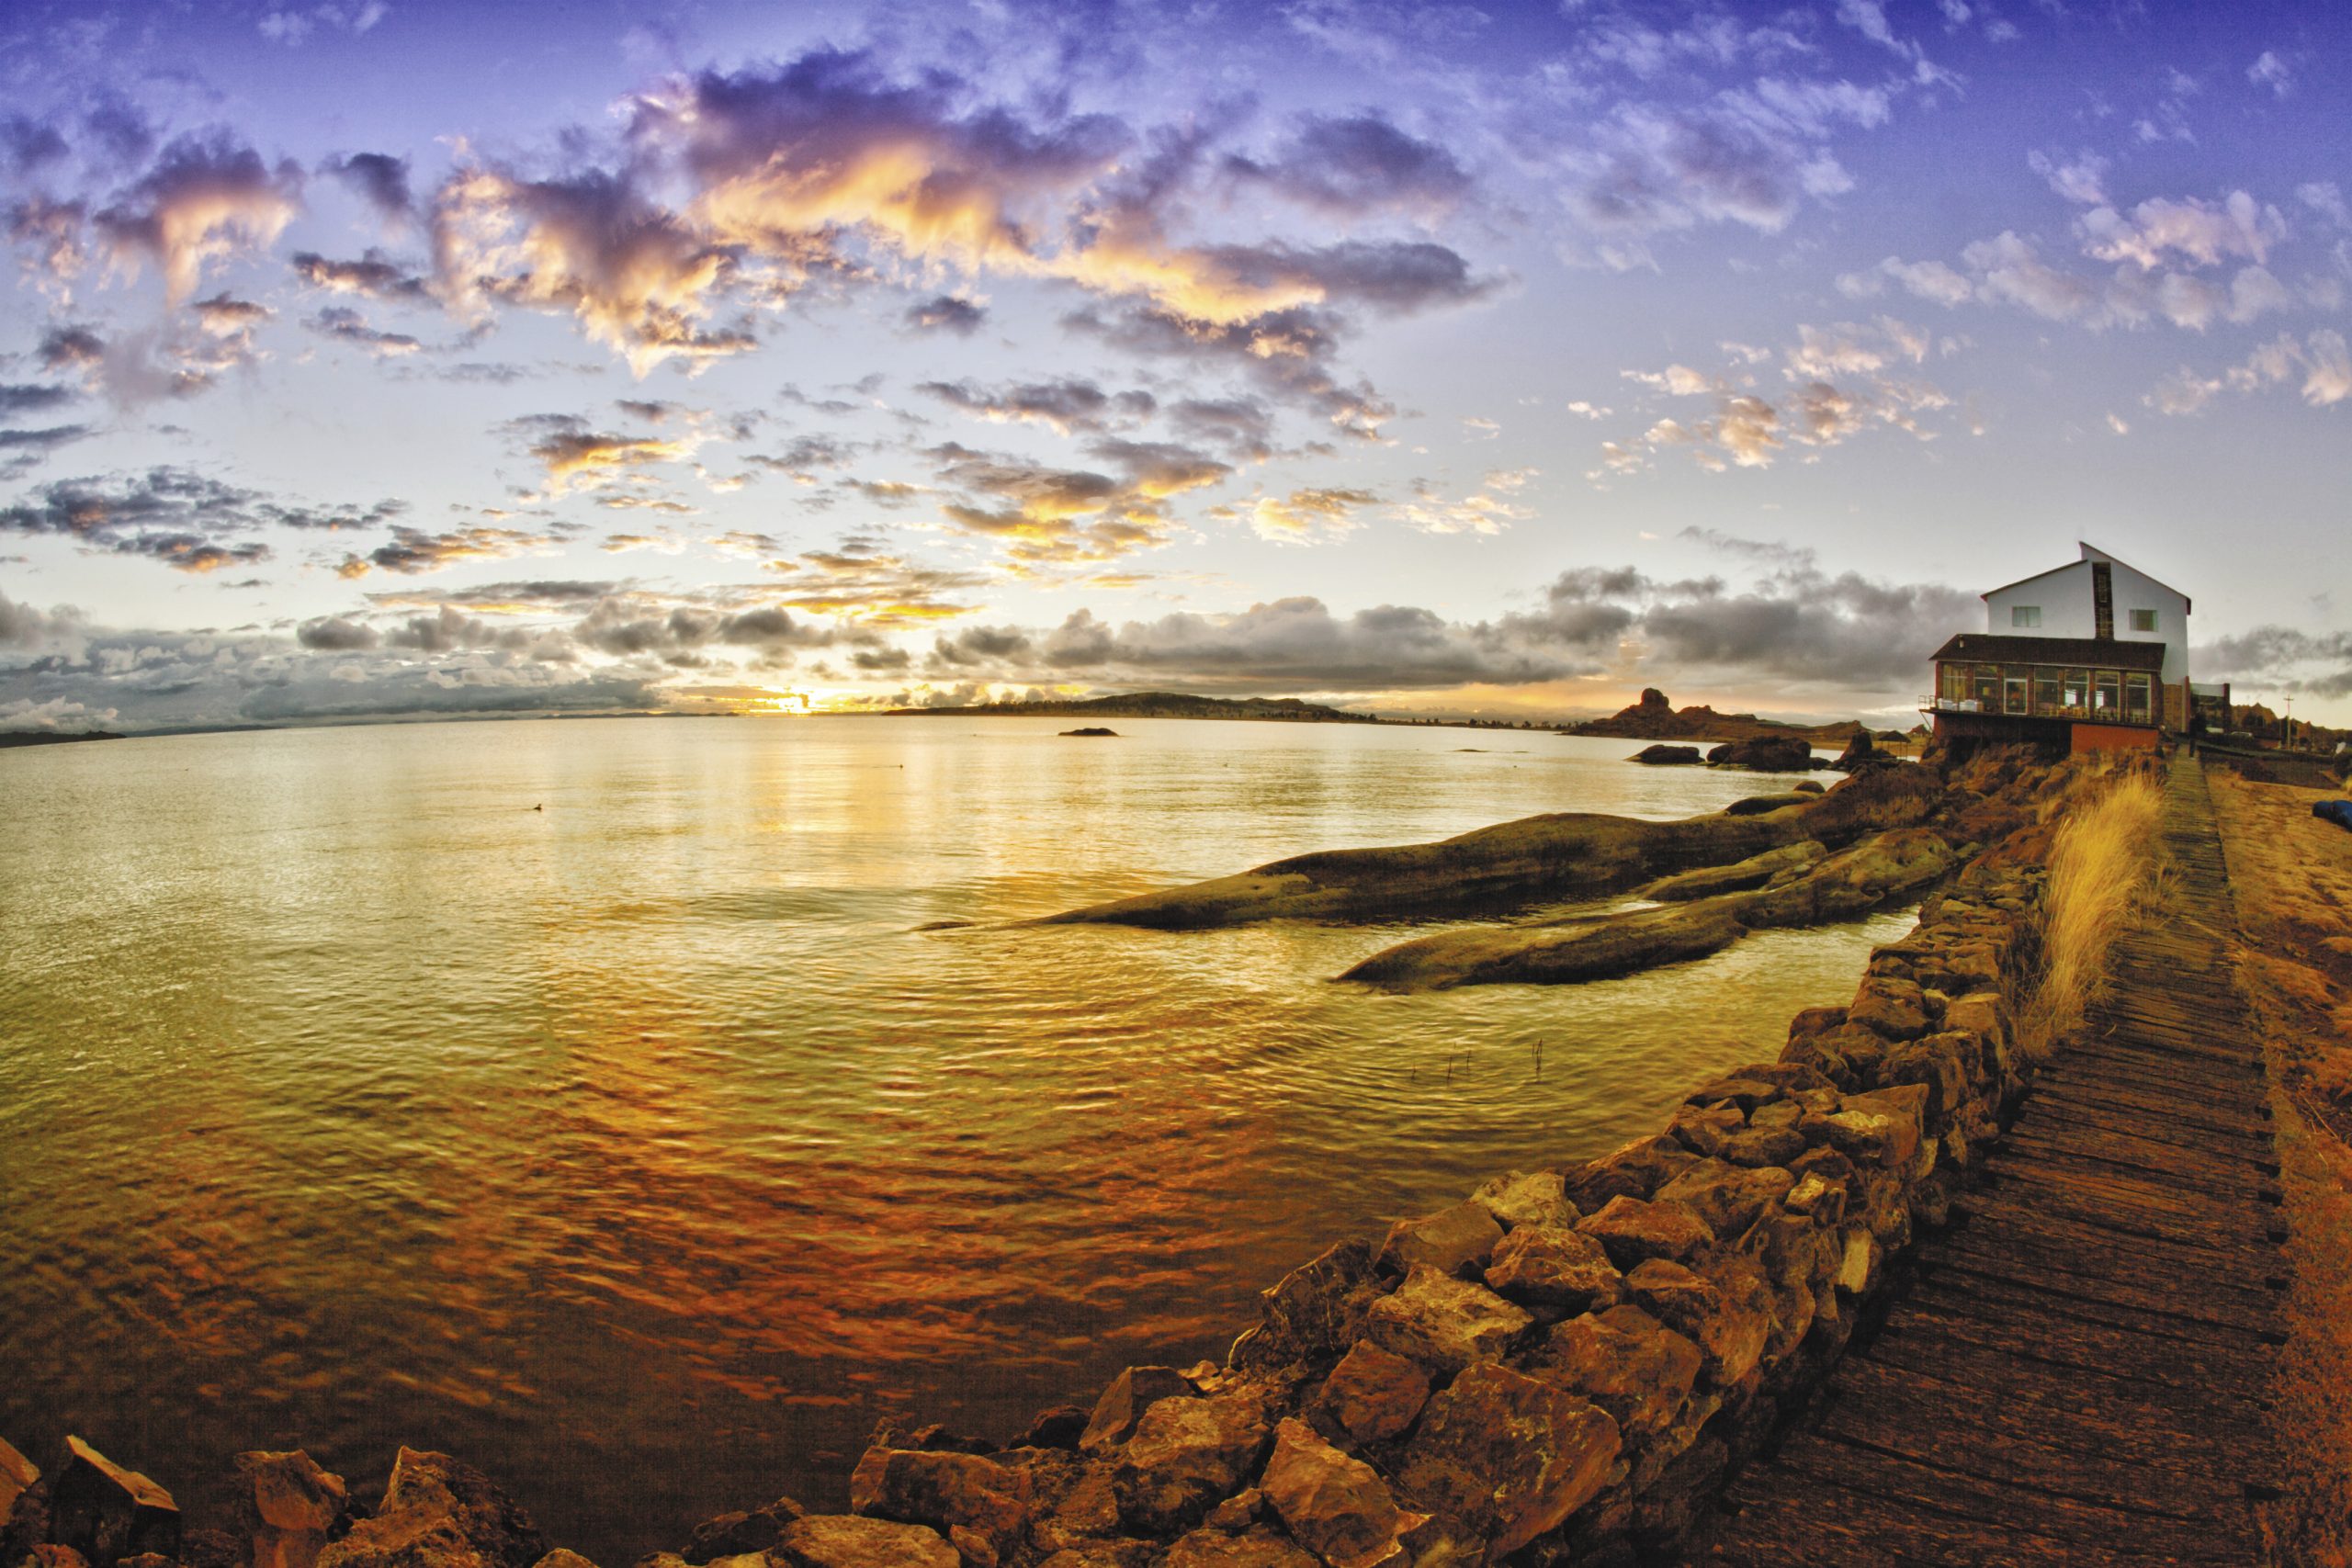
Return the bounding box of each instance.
[1925,633,2169,754]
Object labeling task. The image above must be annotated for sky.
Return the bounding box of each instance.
[0,0,2346,732]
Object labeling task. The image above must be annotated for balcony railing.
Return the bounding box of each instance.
[1920,694,2154,725]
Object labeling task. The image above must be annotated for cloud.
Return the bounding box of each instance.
[305,304,422,356]
[2148,330,2352,415]
[320,151,413,224]
[501,412,701,494]
[923,435,1233,567]
[2246,50,2293,98]
[1229,485,1378,542]
[0,467,272,571]
[260,3,390,45]
[917,377,1152,435]
[432,164,758,376]
[1394,470,1535,535]
[2028,149,2109,206]
[0,384,78,416]
[92,130,305,305]
[904,293,986,334]
[1224,112,1472,218]
[1836,254,1974,308]
[290,248,431,301]
[338,524,556,577]
[2075,191,2284,271]
[0,590,87,652]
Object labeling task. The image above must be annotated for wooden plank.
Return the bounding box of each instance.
[1999,1124,2273,1197]
[1952,1181,2277,1263]
[1976,1152,2268,1226]
[2023,1098,2277,1161]
[1814,1358,2247,1520]
[2028,1077,2273,1142]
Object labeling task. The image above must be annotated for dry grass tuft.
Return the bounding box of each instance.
[2016,766,2166,1062]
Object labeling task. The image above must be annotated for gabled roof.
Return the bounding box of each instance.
[1980,541,2190,615]
[1932,632,2168,671]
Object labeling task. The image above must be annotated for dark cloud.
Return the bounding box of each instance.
[905,293,987,334]
[306,305,423,356]
[926,596,1600,693]
[321,152,414,224]
[1226,112,1472,216]
[290,248,432,301]
[2196,626,2352,699]
[917,377,1152,434]
[367,579,617,609]
[0,590,85,649]
[1168,397,1277,462]
[92,130,304,303]
[1067,302,1394,439]
[340,524,555,578]
[80,90,156,168]
[0,424,94,457]
[296,615,379,649]
[37,325,106,374]
[0,467,269,573]
[1,115,70,177]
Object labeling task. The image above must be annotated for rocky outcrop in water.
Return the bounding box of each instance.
[1038,766,1945,931]
[1703,738,1820,773]
[1627,745,1702,765]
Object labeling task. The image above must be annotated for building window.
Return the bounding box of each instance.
[2094,671,2121,713]
[2034,670,2062,713]
[2130,607,2157,632]
[2126,672,2152,722]
[2011,604,2042,627]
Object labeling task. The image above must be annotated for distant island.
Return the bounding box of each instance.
[0,730,123,749]
[881,692,1382,723]
[1566,688,1866,745]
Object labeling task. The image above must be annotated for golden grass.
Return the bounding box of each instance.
[2015,766,2167,1061]
[2209,768,2352,1566]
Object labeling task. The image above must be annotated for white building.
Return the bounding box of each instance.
[1981,542,2190,687]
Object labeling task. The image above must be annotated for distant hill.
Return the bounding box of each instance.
[1567,689,1864,744]
[880,691,1381,723]
[0,729,124,749]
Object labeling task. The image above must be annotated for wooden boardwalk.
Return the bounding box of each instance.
[1689,756,2281,1567]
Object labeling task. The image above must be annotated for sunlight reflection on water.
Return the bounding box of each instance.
[0,716,1915,1558]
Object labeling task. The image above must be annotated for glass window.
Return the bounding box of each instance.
[2011,604,2042,627]
[2034,670,2062,713]
[2129,607,2157,632]
[2064,670,2089,712]
[2125,672,2152,721]
[2094,671,2120,712]
[1973,664,2001,709]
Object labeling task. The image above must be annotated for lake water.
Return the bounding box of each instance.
[0,716,1912,1558]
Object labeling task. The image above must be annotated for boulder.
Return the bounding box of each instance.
[1629,745,1702,765]
[1162,1525,1319,1567]
[1376,1201,1503,1278]
[1112,1392,1272,1537]
[50,1438,180,1568]
[774,1516,958,1568]
[1802,1085,1928,1171]
[1308,1343,1430,1447]
[28,1549,90,1568]
[528,1555,597,1568]
[1469,1170,1577,1234]
[1652,1162,1795,1240]
[1574,1196,1713,1269]
[1719,1124,1808,1169]
[1396,1362,1621,1561]
[1706,737,1818,773]
[228,1451,349,1568]
[1260,1419,1426,1568]
[315,1449,545,1568]
[848,1449,1029,1560]
[1481,1226,1623,1313]
[683,1497,808,1562]
[1721,793,1815,816]
[1847,976,1930,1040]
[1,1438,37,1529]
[1018,1410,1091,1453]
[1363,1267,1532,1377]
[1563,1137,1698,1212]
[1645,842,1824,902]
[1228,1241,1383,1373]
[1525,1306,1702,1449]
[1667,1102,1745,1158]
[1080,1367,1197,1450]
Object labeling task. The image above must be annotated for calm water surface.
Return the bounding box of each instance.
[0,717,1910,1557]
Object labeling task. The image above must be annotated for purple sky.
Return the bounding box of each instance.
[2,0,2347,730]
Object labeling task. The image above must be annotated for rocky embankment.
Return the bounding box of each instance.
[1569,690,1861,749]
[0,752,2078,1568]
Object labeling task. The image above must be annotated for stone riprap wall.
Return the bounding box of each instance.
[0,867,2043,1568]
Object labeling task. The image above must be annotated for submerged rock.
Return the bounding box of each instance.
[1629,745,1703,765]
[1060,728,1120,738]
